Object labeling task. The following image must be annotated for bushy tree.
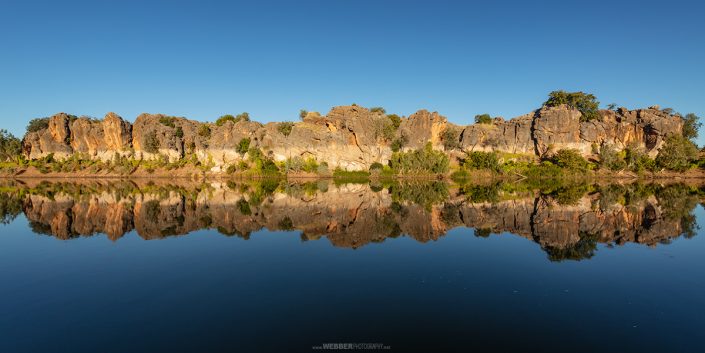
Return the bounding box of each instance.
[682,113,701,141]
[474,114,492,124]
[236,138,251,154]
[159,116,176,128]
[27,118,50,133]
[544,90,601,122]
[655,135,698,171]
[143,131,160,153]
[442,127,461,150]
[198,124,211,138]
[370,107,386,114]
[464,151,500,172]
[299,109,308,120]
[0,130,22,162]
[278,122,294,136]
[387,114,401,129]
[625,145,657,172]
[216,112,250,126]
[391,136,407,152]
[390,142,449,174]
[598,144,626,171]
[369,162,384,172]
[549,149,590,171]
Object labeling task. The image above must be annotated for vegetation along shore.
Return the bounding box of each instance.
[0,91,702,180]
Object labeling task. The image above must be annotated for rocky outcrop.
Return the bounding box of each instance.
[21,104,686,170]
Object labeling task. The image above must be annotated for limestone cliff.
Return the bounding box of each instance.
[21,104,685,171]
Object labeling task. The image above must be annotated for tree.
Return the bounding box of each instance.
[544,90,601,122]
[387,114,401,129]
[682,113,701,141]
[236,138,251,154]
[26,118,50,133]
[474,114,492,124]
[216,112,250,126]
[624,145,657,172]
[370,107,386,114]
[606,103,619,111]
[464,151,500,172]
[278,122,294,136]
[389,142,449,174]
[236,112,250,121]
[550,149,590,171]
[442,127,461,150]
[144,131,160,153]
[391,136,407,152]
[0,130,22,161]
[198,124,211,138]
[598,144,626,171]
[655,135,698,172]
[299,109,308,120]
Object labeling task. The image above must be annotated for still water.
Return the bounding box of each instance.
[1,179,704,352]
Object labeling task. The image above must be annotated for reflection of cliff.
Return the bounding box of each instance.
[5,180,701,261]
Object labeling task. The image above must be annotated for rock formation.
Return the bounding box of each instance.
[21,104,685,171]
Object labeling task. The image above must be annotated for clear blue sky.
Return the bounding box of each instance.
[1,0,704,143]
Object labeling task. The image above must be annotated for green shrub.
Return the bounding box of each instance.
[390,142,449,174]
[216,112,249,126]
[682,113,701,141]
[656,135,698,171]
[0,130,22,162]
[302,157,319,173]
[370,107,386,114]
[143,131,160,154]
[387,114,401,129]
[198,125,211,138]
[237,138,251,154]
[474,114,492,124]
[159,116,176,128]
[464,151,500,172]
[549,149,590,171]
[317,162,330,176]
[226,164,238,174]
[391,136,407,152]
[544,90,601,122]
[442,127,461,150]
[369,162,384,172]
[625,146,657,172]
[278,122,294,136]
[27,118,50,133]
[598,144,626,171]
[285,156,318,173]
[299,109,308,120]
[175,127,184,138]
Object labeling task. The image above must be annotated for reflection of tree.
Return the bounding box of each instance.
[474,228,492,238]
[460,183,499,203]
[0,191,23,224]
[389,181,449,210]
[546,183,591,206]
[657,184,699,238]
[545,232,598,262]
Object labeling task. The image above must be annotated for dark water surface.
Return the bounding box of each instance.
[1,179,704,353]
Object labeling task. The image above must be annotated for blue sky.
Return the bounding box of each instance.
[1,0,704,143]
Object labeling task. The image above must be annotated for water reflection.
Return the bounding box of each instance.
[1,179,702,261]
